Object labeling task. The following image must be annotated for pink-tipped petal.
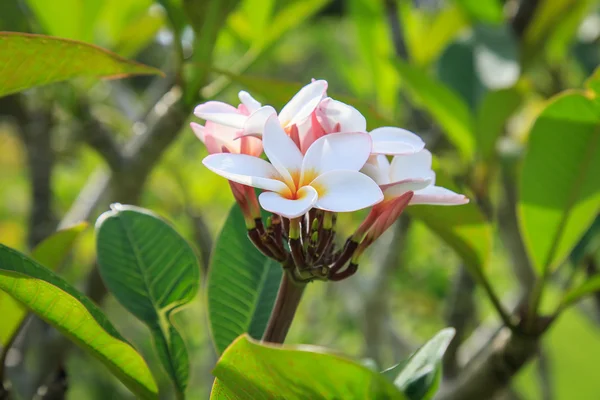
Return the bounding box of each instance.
[411,186,469,206]
[240,136,263,157]
[258,186,318,218]
[279,80,328,127]
[263,114,303,188]
[242,105,277,137]
[382,178,433,199]
[301,132,372,183]
[238,91,262,114]
[317,98,367,133]
[194,101,248,128]
[389,149,434,182]
[310,170,383,212]
[203,153,290,195]
[370,127,425,155]
[190,122,207,142]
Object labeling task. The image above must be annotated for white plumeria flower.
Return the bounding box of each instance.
[368,127,426,155]
[194,80,328,138]
[361,150,469,205]
[203,114,383,218]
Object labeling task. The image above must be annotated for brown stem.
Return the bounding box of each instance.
[261,272,306,344]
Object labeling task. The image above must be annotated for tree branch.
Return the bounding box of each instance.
[443,265,477,378]
[437,328,540,400]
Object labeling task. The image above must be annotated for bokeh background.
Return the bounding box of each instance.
[1,0,600,399]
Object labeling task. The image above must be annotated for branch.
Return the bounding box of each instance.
[0,94,57,248]
[362,216,413,365]
[76,100,124,172]
[436,328,540,400]
[443,265,477,378]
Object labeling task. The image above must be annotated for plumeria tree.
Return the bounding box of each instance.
[0,0,600,399]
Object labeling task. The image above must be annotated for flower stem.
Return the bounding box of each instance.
[262,271,306,343]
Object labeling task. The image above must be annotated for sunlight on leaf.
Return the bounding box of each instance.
[0,32,162,98]
[0,243,157,399]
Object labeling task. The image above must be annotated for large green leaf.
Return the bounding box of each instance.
[408,172,492,273]
[518,92,600,274]
[208,205,282,355]
[95,205,200,397]
[388,329,455,400]
[211,335,407,399]
[0,222,88,346]
[393,59,475,160]
[0,32,162,98]
[0,243,157,399]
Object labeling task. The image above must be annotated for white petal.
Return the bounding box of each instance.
[317,98,367,133]
[238,91,262,114]
[203,153,289,195]
[370,127,425,155]
[389,149,434,182]
[242,105,277,136]
[279,80,328,127]
[360,155,391,185]
[310,170,383,212]
[382,178,433,198]
[411,186,469,206]
[263,114,303,188]
[301,132,372,183]
[194,101,248,129]
[259,186,317,218]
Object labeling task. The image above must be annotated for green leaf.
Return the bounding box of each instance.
[475,86,523,159]
[25,0,103,41]
[518,92,600,274]
[211,334,407,399]
[407,172,492,273]
[0,222,88,346]
[0,32,162,98]
[400,2,468,66]
[384,328,455,400]
[453,0,504,24]
[0,243,158,399]
[208,205,282,355]
[562,275,600,308]
[95,205,200,396]
[393,58,475,160]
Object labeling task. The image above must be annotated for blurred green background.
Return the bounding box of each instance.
[1,0,600,399]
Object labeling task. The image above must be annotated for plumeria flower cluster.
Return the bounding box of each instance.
[192,80,468,282]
